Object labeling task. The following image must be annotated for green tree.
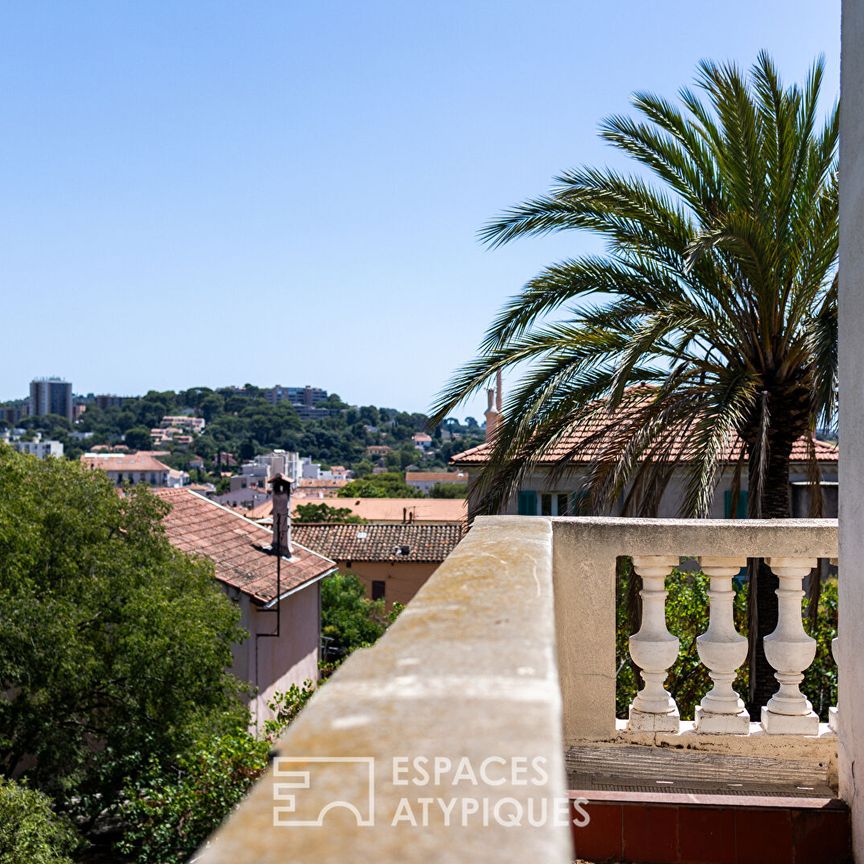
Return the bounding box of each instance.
[295,503,365,524]
[428,482,469,499]
[320,573,391,658]
[338,472,424,499]
[0,449,246,829]
[0,779,79,864]
[434,54,837,711]
[118,723,269,864]
[124,426,153,450]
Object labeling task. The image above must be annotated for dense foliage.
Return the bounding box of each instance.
[320,573,402,662]
[0,779,78,864]
[337,472,424,499]
[264,681,317,741]
[428,482,469,499]
[9,385,484,473]
[616,563,838,720]
[117,724,270,864]
[294,503,366,523]
[0,447,247,855]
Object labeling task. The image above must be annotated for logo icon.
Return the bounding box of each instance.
[272,756,375,827]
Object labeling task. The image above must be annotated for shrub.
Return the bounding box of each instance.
[0,778,79,864]
[264,680,317,742]
[118,726,269,864]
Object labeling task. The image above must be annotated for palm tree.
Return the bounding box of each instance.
[433,53,838,713]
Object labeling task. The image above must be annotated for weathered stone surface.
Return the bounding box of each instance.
[199,516,573,864]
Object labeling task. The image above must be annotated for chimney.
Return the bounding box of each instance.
[484,388,500,442]
[484,372,504,442]
[268,473,293,556]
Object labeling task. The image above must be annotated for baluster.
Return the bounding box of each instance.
[761,557,820,735]
[695,556,750,733]
[829,556,839,733]
[627,555,680,732]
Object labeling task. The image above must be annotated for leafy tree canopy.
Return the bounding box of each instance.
[0,448,246,826]
[337,472,425,499]
[0,778,79,864]
[294,503,366,523]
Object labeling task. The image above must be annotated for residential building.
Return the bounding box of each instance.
[265,384,328,407]
[160,415,206,434]
[155,487,335,728]
[1,430,63,459]
[451,411,839,520]
[405,471,469,495]
[94,394,129,411]
[299,456,348,481]
[29,377,72,422]
[293,477,350,499]
[213,486,271,510]
[366,445,392,458]
[81,451,186,487]
[243,450,301,484]
[294,522,465,608]
[412,432,433,450]
[150,415,206,447]
[264,385,338,419]
[0,403,28,425]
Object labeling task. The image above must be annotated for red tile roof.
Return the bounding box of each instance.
[451,401,838,466]
[82,452,171,473]
[293,522,466,563]
[452,435,837,465]
[154,489,335,605]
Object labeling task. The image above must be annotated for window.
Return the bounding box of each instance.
[371,580,386,601]
[540,492,577,516]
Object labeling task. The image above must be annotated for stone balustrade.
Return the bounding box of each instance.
[552,517,838,745]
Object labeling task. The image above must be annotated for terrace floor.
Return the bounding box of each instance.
[566,743,835,799]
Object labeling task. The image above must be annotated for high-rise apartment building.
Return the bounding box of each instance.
[29,378,73,422]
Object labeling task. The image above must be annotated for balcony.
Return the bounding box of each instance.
[198,516,848,864]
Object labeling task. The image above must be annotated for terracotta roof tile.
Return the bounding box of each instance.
[154,489,335,605]
[451,400,838,467]
[293,522,466,563]
[82,452,172,473]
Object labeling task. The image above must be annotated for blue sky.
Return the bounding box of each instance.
[0,1,840,417]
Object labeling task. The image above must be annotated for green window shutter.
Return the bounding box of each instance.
[517,491,537,515]
[724,490,749,518]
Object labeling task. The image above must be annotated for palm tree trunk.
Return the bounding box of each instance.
[746,446,792,717]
